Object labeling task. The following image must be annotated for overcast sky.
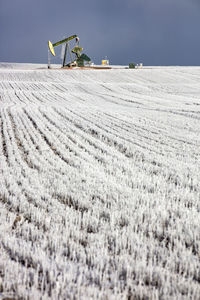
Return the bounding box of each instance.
[0,0,200,65]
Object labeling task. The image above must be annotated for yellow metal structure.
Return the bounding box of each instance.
[48,35,92,68]
[102,59,109,65]
[48,41,55,56]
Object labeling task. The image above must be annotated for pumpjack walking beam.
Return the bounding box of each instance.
[48,35,77,57]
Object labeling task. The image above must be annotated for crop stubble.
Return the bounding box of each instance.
[0,65,200,299]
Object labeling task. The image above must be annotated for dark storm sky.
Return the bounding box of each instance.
[0,0,200,65]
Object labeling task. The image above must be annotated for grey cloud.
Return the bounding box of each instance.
[0,0,200,65]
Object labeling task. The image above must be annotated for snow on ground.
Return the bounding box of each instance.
[0,64,200,299]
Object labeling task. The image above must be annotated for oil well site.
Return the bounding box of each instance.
[47,34,142,70]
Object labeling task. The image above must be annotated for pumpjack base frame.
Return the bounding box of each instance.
[62,66,112,70]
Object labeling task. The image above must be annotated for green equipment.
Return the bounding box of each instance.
[129,63,136,69]
[48,35,91,68]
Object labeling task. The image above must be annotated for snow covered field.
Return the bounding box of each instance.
[0,64,200,299]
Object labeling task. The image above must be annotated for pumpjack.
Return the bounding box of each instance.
[48,35,91,68]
